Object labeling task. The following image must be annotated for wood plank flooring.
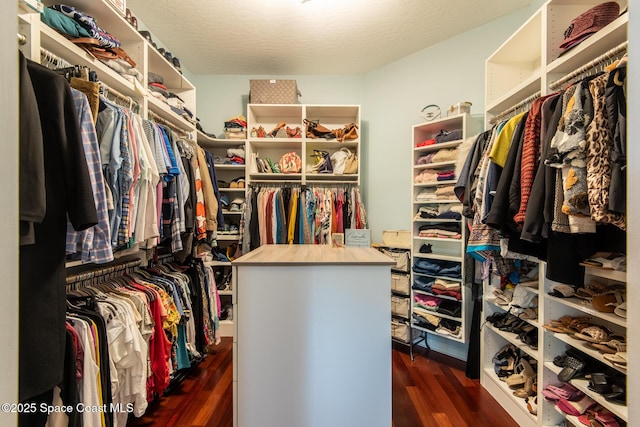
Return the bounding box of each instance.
[129,338,517,427]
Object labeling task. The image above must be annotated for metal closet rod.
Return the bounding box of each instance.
[65,258,142,285]
[148,110,191,136]
[549,41,628,90]
[100,82,139,110]
[489,91,541,124]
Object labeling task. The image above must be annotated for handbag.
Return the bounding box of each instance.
[279,152,302,173]
[307,150,333,174]
[330,148,350,174]
[304,119,334,139]
[343,149,358,174]
[334,123,359,142]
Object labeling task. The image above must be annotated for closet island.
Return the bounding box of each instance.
[231,244,394,427]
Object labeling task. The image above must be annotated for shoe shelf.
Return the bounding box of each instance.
[546,295,626,328]
[551,406,581,427]
[546,332,627,376]
[414,307,461,323]
[486,324,539,360]
[483,367,538,426]
[584,266,627,283]
[217,235,240,242]
[485,297,539,328]
[544,362,628,422]
[222,211,243,216]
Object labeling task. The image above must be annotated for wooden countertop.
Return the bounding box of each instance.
[232,244,396,266]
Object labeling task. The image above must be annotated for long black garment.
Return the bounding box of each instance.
[521,93,563,242]
[606,64,626,214]
[485,112,528,232]
[20,60,97,406]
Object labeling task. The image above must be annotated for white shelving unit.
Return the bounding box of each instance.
[246,104,361,185]
[481,1,628,426]
[410,113,481,346]
[197,131,247,338]
[19,0,197,133]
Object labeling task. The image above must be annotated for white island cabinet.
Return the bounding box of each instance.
[232,244,394,427]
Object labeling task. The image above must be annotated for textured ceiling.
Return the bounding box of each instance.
[127,0,532,75]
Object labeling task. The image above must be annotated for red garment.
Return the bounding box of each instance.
[149,82,168,91]
[514,95,553,224]
[416,138,436,147]
[65,322,84,380]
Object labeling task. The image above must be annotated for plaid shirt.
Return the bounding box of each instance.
[66,89,114,263]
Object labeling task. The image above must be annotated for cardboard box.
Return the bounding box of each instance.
[250,79,301,104]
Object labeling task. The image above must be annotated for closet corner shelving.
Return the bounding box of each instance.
[246,104,361,185]
[480,1,628,426]
[410,113,481,346]
[197,130,247,338]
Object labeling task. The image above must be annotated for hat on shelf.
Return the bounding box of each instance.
[559,2,620,52]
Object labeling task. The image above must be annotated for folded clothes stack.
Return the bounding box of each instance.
[416,153,435,165]
[435,184,456,200]
[418,223,461,239]
[414,170,437,183]
[413,258,461,279]
[437,170,456,181]
[431,148,458,163]
[431,278,462,300]
[416,188,437,201]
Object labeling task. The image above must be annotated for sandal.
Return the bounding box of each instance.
[505,358,535,388]
[574,325,612,343]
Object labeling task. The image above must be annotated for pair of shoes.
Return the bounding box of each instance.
[230,177,245,188]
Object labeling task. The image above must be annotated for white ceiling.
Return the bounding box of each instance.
[127,0,532,75]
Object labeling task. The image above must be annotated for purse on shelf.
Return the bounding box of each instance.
[344,149,358,174]
[279,152,302,173]
[307,150,333,174]
[286,126,302,138]
[304,119,334,139]
[330,148,357,174]
[269,121,286,137]
[251,126,267,138]
[334,123,359,142]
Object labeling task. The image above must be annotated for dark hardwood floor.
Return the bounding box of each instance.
[129,338,517,427]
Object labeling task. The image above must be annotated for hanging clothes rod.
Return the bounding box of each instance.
[40,47,72,69]
[489,91,541,124]
[148,110,191,136]
[66,259,142,285]
[17,33,27,45]
[549,41,628,90]
[100,82,139,110]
